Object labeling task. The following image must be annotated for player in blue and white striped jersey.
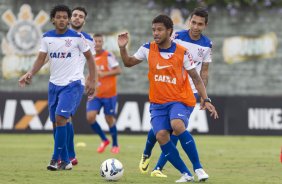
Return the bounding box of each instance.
[19,5,97,171]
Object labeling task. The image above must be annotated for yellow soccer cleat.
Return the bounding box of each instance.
[139,154,150,173]
[150,169,167,178]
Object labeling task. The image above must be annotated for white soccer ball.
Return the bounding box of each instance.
[100,158,124,181]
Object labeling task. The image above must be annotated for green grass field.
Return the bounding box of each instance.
[0,134,281,184]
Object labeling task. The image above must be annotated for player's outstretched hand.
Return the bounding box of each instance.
[203,102,219,119]
[118,32,129,48]
[18,72,32,88]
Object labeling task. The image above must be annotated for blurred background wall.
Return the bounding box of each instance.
[0,0,281,96]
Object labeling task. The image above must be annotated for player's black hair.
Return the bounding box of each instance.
[152,14,174,36]
[72,7,88,18]
[190,7,209,24]
[50,4,71,20]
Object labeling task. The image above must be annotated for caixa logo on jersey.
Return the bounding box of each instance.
[49,52,72,58]
[0,99,52,131]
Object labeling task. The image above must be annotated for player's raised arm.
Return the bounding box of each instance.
[118,32,142,67]
[18,52,47,87]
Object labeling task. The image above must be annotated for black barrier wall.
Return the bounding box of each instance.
[0,92,281,135]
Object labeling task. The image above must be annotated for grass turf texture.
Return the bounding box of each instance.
[0,134,281,184]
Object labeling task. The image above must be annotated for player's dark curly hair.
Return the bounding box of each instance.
[152,14,174,36]
[72,7,87,18]
[190,7,209,24]
[50,4,71,20]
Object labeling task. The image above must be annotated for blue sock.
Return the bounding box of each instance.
[52,125,68,161]
[66,122,75,158]
[109,125,118,146]
[91,122,107,141]
[154,134,178,170]
[60,144,70,163]
[52,125,56,140]
[178,131,202,171]
[143,129,157,157]
[160,141,192,176]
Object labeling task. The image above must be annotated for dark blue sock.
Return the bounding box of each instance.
[90,122,107,141]
[143,129,157,157]
[52,125,68,161]
[109,125,118,146]
[66,122,75,158]
[178,131,202,171]
[154,134,178,170]
[160,141,192,176]
[60,144,70,163]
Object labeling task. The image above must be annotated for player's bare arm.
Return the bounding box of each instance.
[84,50,97,96]
[118,32,142,67]
[98,66,122,78]
[199,62,209,109]
[200,62,209,87]
[18,52,47,88]
[188,68,219,119]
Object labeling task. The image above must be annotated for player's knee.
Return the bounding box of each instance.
[105,115,115,127]
[86,112,96,124]
[171,119,186,136]
[55,115,68,126]
[156,130,170,145]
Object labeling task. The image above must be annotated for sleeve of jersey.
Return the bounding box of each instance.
[78,35,90,53]
[88,40,96,55]
[107,53,119,68]
[183,50,196,70]
[133,46,148,61]
[39,37,48,53]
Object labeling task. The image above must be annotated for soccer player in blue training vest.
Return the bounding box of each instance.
[18,4,97,171]
[63,6,96,166]
[139,8,213,182]
[86,33,122,154]
[118,14,218,182]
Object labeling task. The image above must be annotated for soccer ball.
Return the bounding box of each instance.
[100,158,124,181]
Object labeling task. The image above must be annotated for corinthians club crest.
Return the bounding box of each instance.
[1,4,49,79]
